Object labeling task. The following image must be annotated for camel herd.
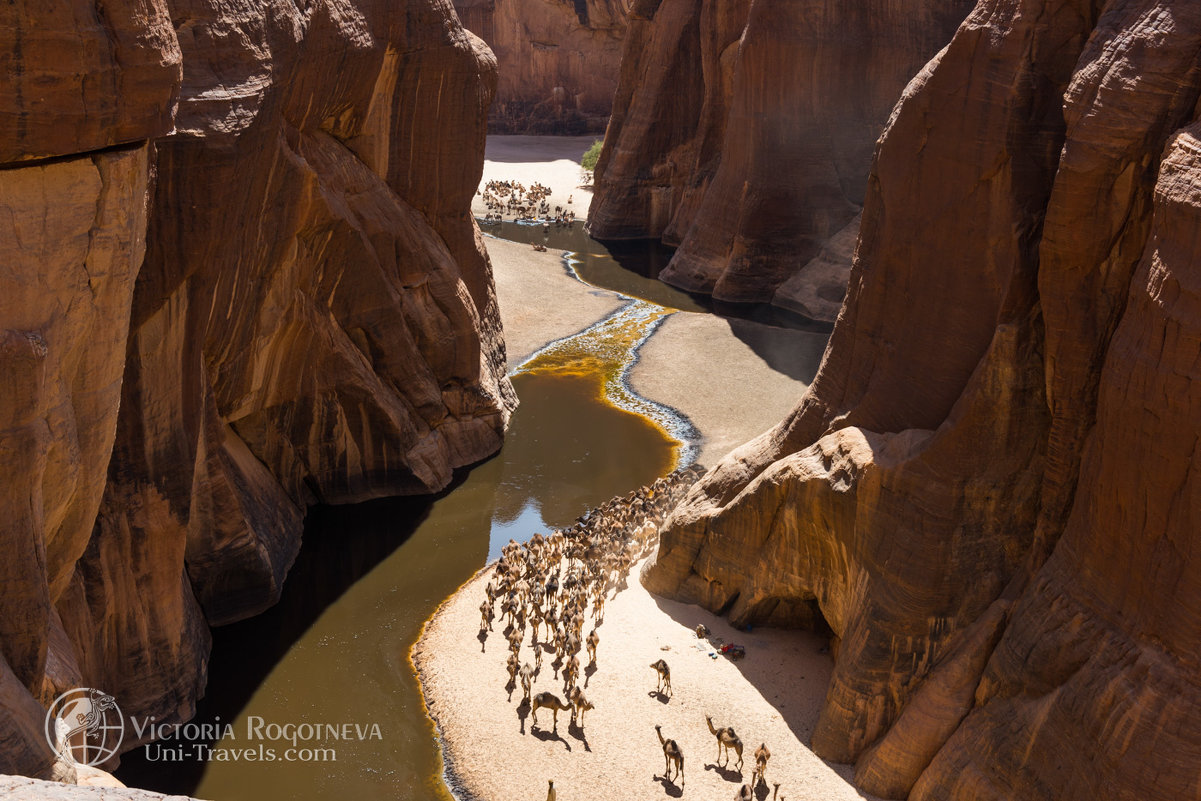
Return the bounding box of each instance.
[478,179,579,227]
[476,464,791,800]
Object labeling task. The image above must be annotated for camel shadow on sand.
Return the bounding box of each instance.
[531,724,572,751]
[704,762,743,783]
[566,720,592,752]
[647,689,671,704]
[652,775,684,798]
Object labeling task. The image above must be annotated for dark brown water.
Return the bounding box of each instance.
[115,371,675,800]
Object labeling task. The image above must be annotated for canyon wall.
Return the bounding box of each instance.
[588,0,974,321]
[646,1,1201,799]
[0,0,513,779]
[453,0,630,133]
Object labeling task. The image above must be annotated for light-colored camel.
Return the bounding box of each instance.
[586,628,599,664]
[531,692,571,731]
[650,659,672,696]
[546,779,556,801]
[654,725,684,785]
[519,663,535,702]
[706,716,744,771]
[753,742,770,786]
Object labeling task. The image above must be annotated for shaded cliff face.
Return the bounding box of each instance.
[588,0,974,321]
[453,0,630,133]
[646,2,1201,799]
[0,0,513,778]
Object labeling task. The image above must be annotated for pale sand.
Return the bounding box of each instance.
[473,135,599,222]
[414,559,876,801]
[630,313,827,466]
[488,234,623,370]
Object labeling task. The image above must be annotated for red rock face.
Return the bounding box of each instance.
[589,0,973,321]
[647,1,1201,799]
[0,0,512,777]
[453,0,630,133]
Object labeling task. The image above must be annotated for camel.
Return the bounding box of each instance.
[568,686,594,726]
[562,655,580,694]
[506,653,521,685]
[735,785,753,801]
[586,628,599,664]
[753,743,770,786]
[508,628,523,655]
[772,782,781,801]
[519,663,535,702]
[650,659,672,697]
[547,779,556,801]
[654,725,684,785]
[531,692,571,731]
[706,716,744,771]
[479,599,493,631]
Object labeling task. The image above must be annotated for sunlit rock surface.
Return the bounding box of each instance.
[646,2,1201,798]
[0,0,513,777]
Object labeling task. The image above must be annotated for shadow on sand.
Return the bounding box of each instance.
[652,773,685,797]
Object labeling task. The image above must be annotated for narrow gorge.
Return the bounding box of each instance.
[1,1,1199,800]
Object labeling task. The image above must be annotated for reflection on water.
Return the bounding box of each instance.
[115,372,674,800]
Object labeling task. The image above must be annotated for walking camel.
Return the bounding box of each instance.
[519,663,535,702]
[650,659,672,697]
[531,692,572,731]
[706,715,744,771]
[753,742,771,786]
[654,725,684,785]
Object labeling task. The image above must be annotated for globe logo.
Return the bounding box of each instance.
[44,688,125,767]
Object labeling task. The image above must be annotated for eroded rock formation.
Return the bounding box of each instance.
[647,2,1201,799]
[588,0,973,321]
[453,0,630,133]
[0,0,513,778]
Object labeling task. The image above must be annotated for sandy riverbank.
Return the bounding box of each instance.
[473,135,598,222]
[414,558,875,801]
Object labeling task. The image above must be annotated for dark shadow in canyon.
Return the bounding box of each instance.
[113,485,460,794]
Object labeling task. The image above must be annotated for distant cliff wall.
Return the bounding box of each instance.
[588,0,972,321]
[454,0,630,133]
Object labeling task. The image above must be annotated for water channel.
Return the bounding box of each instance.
[116,220,825,800]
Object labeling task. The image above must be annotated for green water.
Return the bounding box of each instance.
[115,371,675,799]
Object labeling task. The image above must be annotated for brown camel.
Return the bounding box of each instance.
[654,725,684,785]
[650,659,672,696]
[531,692,571,731]
[706,716,744,771]
[753,742,770,786]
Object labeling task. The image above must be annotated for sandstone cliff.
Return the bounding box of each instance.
[646,2,1201,799]
[0,0,513,778]
[453,0,630,133]
[588,0,973,321]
